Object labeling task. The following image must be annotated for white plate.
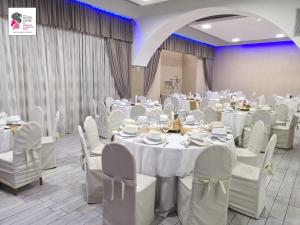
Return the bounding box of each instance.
[143,136,163,145]
[119,130,138,137]
[190,139,209,146]
[185,121,196,125]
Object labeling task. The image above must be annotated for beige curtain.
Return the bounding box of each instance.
[203,58,214,91]
[296,9,300,36]
[144,49,161,95]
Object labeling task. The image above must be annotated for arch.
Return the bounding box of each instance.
[132,1,300,66]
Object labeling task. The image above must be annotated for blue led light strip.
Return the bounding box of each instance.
[72,0,133,20]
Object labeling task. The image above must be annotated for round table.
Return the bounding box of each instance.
[114,132,236,215]
[221,111,248,138]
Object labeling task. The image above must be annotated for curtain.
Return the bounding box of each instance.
[105,38,131,99]
[0,0,133,43]
[203,58,214,91]
[144,49,161,95]
[296,9,300,36]
[160,34,215,59]
[0,18,118,135]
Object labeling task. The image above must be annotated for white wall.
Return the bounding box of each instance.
[212,42,300,97]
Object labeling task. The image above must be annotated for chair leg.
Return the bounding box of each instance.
[39,177,43,185]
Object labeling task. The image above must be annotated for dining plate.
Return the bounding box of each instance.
[143,136,163,145]
[119,130,138,137]
[189,138,209,146]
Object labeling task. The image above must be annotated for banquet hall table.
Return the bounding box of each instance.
[114,132,236,215]
[111,104,162,118]
[221,111,248,138]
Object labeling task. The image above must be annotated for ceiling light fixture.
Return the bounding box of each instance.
[275,33,285,38]
[232,38,240,42]
[257,18,262,22]
[201,24,212,29]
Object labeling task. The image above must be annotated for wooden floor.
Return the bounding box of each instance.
[1,131,300,225]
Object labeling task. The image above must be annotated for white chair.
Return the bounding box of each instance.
[102,143,156,225]
[84,116,104,156]
[29,106,44,134]
[257,95,266,106]
[265,95,277,109]
[138,96,147,104]
[243,110,271,149]
[208,99,219,108]
[229,134,277,219]
[271,115,298,149]
[0,122,43,194]
[41,111,59,169]
[188,110,204,122]
[147,109,164,123]
[78,125,103,203]
[105,96,114,112]
[108,110,126,131]
[178,145,233,225]
[163,103,175,118]
[275,104,289,125]
[96,101,110,139]
[203,107,218,123]
[130,105,147,120]
[236,121,265,166]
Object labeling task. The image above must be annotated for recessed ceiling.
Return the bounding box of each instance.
[127,0,168,6]
[189,16,289,44]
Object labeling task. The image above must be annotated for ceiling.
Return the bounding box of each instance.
[187,15,290,45]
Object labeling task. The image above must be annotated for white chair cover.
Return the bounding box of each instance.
[96,101,110,139]
[0,122,42,189]
[41,111,59,169]
[147,109,164,123]
[130,105,147,120]
[188,110,204,122]
[275,104,289,124]
[208,99,219,107]
[108,110,126,131]
[163,97,172,108]
[105,96,115,111]
[78,125,103,203]
[84,116,103,156]
[178,145,233,225]
[138,96,147,104]
[265,95,277,108]
[272,115,298,149]
[29,106,44,134]
[203,107,218,123]
[229,134,277,219]
[258,95,266,106]
[237,121,265,166]
[102,143,156,225]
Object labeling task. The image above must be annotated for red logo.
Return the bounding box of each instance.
[11,12,22,30]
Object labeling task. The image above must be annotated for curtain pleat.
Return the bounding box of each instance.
[295,8,300,36]
[0,0,133,43]
[105,38,131,99]
[144,49,161,95]
[203,58,214,91]
[0,18,119,135]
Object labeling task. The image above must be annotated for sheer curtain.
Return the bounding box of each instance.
[0,18,118,135]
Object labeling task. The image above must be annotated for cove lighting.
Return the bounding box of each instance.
[72,0,133,20]
[232,38,240,42]
[172,33,216,47]
[201,24,212,29]
[275,33,285,38]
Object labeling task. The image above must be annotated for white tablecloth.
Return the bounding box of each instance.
[0,129,13,153]
[221,111,248,138]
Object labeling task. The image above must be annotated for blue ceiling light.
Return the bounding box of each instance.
[172,33,216,47]
[239,40,295,48]
[71,0,133,21]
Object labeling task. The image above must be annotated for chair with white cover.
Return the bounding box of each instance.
[0,122,43,193]
[84,116,104,156]
[29,106,44,133]
[229,134,277,218]
[163,97,172,108]
[78,125,103,203]
[199,97,209,110]
[147,109,164,123]
[236,121,265,166]
[265,95,277,108]
[105,96,114,112]
[102,143,156,225]
[138,96,147,104]
[188,110,204,122]
[271,115,298,149]
[257,95,266,106]
[203,107,218,123]
[163,103,175,118]
[208,99,219,108]
[243,110,271,149]
[275,104,289,125]
[96,101,110,139]
[41,111,59,169]
[130,105,147,120]
[177,145,233,225]
[108,110,126,131]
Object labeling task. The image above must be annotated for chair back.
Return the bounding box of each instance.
[248,121,265,154]
[252,110,271,127]
[138,96,147,104]
[102,143,136,225]
[105,97,114,111]
[29,106,44,131]
[208,99,218,108]
[13,122,42,170]
[84,116,101,153]
[109,110,126,131]
[52,111,60,138]
[147,109,164,123]
[275,104,289,122]
[189,110,204,122]
[266,96,277,107]
[203,107,218,123]
[188,145,233,225]
[163,103,175,118]
[260,134,277,176]
[130,105,146,120]
[288,115,299,144]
